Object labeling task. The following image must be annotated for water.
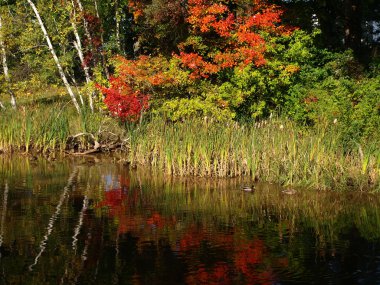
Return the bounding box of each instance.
[0,155,380,284]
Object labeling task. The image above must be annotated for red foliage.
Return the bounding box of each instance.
[81,12,103,67]
[96,55,176,121]
[177,0,288,79]
[98,0,292,119]
[96,78,149,122]
[175,52,219,79]
[128,0,145,21]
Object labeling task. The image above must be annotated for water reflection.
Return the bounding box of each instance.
[0,156,380,284]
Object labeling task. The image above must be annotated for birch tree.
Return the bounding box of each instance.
[115,0,121,52]
[0,12,16,109]
[70,0,93,112]
[75,0,93,47]
[26,0,81,113]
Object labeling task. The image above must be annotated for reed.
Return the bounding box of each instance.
[0,101,378,190]
[0,102,125,153]
[124,117,379,191]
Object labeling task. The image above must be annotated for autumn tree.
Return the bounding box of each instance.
[97,0,291,121]
[176,0,288,79]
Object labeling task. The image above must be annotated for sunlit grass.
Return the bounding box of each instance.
[0,97,125,153]
[0,93,378,191]
[125,117,379,191]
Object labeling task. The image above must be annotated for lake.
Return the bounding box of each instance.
[0,155,379,284]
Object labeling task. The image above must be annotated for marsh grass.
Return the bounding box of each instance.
[1,104,73,152]
[125,117,379,191]
[0,99,125,153]
[0,97,378,190]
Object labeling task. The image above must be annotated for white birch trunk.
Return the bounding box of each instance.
[70,0,93,112]
[75,0,93,48]
[26,0,81,113]
[0,14,16,109]
[115,0,121,52]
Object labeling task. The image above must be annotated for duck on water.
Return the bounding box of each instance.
[241,185,297,195]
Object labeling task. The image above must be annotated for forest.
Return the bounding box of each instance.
[0,0,379,190]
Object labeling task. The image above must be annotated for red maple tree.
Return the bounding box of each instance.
[177,0,288,79]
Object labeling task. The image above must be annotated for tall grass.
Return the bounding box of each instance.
[125,117,380,191]
[0,102,124,153]
[0,100,378,190]
[0,104,72,152]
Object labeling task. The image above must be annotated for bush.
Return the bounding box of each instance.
[284,50,380,145]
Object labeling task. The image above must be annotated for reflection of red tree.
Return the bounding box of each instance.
[186,262,231,285]
[235,239,264,272]
[179,227,205,251]
[97,188,172,235]
[234,239,274,284]
[95,175,280,284]
[96,172,140,234]
[97,189,127,210]
[119,175,130,190]
[147,212,165,228]
[97,188,129,234]
[179,226,235,252]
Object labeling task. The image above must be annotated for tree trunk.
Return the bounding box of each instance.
[344,0,362,55]
[0,14,16,109]
[115,0,121,52]
[70,0,94,112]
[94,0,110,79]
[26,0,81,113]
[315,0,343,50]
[75,0,93,51]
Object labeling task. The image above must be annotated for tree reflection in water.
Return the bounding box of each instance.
[0,157,380,284]
[95,172,284,284]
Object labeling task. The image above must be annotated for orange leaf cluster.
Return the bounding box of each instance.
[178,0,287,79]
[174,52,219,79]
[128,0,145,21]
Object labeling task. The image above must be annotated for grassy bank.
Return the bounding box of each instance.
[0,101,379,191]
[0,99,126,153]
[125,118,379,190]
